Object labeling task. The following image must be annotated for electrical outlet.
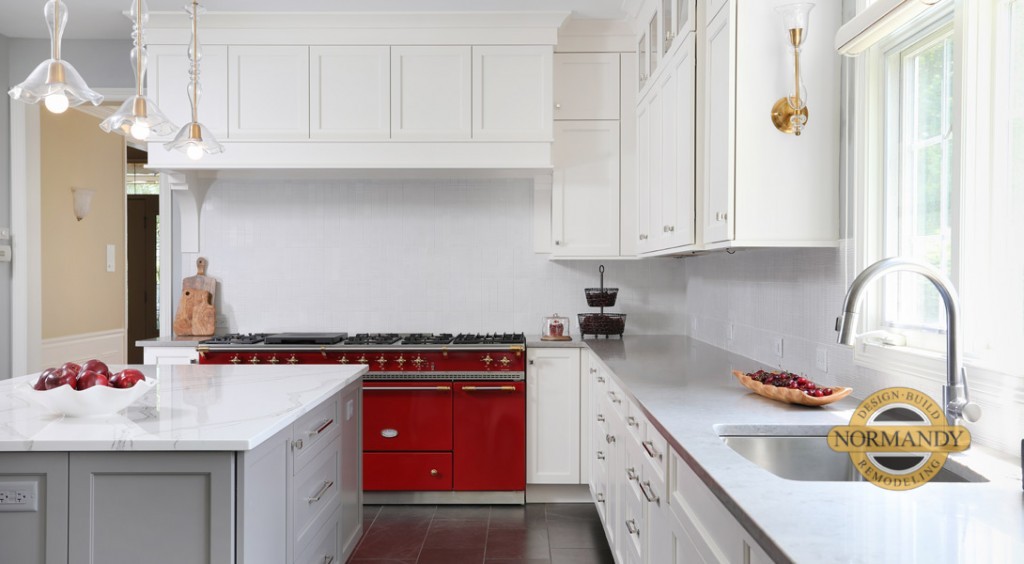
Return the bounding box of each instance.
[0,481,38,512]
[772,337,784,358]
[816,347,828,372]
[106,244,116,272]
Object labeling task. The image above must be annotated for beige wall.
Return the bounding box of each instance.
[40,110,125,339]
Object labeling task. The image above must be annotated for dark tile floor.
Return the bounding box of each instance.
[348,503,615,564]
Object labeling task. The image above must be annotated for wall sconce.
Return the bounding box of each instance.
[71,187,95,221]
[772,3,814,136]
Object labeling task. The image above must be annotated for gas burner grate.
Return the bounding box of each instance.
[199,333,269,345]
[342,333,402,345]
[452,333,527,345]
[401,333,455,345]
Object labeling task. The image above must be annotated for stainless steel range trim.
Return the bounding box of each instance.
[364,372,525,381]
[364,490,525,505]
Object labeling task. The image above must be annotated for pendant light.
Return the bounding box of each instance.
[164,0,223,160]
[8,0,103,114]
[100,0,176,141]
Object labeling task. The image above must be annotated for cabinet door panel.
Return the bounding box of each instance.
[554,53,620,120]
[526,348,581,484]
[310,46,389,140]
[473,46,552,140]
[147,44,228,142]
[637,99,652,252]
[392,46,471,140]
[454,381,526,490]
[229,46,310,140]
[671,35,697,248]
[552,121,621,257]
[703,7,733,244]
[647,86,664,249]
[68,452,234,564]
[0,453,69,564]
[656,69,677,249]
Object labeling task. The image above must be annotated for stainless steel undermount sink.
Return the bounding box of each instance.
[717,426,988,483]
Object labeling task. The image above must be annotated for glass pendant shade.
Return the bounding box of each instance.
[8,1,103,113]
[101,0,176,140]
[165,0,222,160]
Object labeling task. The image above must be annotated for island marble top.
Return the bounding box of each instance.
[0,364,365,452]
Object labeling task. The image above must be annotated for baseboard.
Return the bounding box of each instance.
[40,329,126,369]
[525,484,592,503]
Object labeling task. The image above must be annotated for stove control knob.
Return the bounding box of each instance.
[412,356,426,369]
[376,356,388,368]
[249,355,260,364]
[482,354,494,367]
[268,355,280,365]
[287,355,299,365]
[338,355,349,364]
[498,356,512,367]
[395,356,407,368]
[229,355,241,365]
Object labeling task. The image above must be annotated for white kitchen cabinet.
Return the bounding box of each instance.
[551,121,621,257]
[142,345,198,365]
[700,0,841,249]
[637,97,652,251]
[229,46,310,140]
[146,44,229,141]
[553,53,620,120]
[526,348,581,484]
[310,46,390,140]
[472,46,553,141]
[391,46,472,141]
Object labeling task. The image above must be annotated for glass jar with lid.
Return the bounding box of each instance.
[541,313,572,341]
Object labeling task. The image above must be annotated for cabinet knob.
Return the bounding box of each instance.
[555,103,562,110]
[715,212,729,222]
[639,234,648,240]
[554,240,561,246]
[430,469,439,477]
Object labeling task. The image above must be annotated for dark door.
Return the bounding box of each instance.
[126,195,159,363]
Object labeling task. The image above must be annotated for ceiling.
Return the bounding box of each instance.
[0,0,627,40]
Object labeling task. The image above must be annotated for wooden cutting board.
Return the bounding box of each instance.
[173,258,217,337]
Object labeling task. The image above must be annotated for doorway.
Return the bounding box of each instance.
[126,149,160,363]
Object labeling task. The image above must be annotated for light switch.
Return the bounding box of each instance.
[106,244,116,272]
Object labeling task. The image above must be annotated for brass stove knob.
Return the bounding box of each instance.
[249,355,260,364]
[229,355,241,364]
[268,355,280,365]
[338,355,349,364]
[287,355,299,365]
[376,356,388,368]
[482,354,494,367]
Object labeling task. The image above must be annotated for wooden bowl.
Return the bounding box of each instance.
[731,370,852,407]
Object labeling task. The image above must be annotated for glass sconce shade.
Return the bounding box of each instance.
[101,0,176,141]
[776,2,814,48]
[8,1,103,113]
[71,187,95,221]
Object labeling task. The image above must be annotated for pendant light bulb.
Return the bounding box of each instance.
[44,92,70,114]
[186,142,205,161]
[130,120,151,140]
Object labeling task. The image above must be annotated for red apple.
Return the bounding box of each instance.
[79,359,109,377]
[110,369,145,389]
[45,368,78,390]
[34,368,57,390]
[60,362,81,375]
[76,370,110,390]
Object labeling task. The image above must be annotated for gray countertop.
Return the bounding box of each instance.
[136,336,208,347]
[586,336,1024,564]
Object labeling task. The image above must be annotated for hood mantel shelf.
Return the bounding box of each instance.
[142,11,567,171]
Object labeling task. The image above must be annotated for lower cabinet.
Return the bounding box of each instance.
[586,352,772,564]
[142,345,199,364]
[0,385,362,564]
[526,348,583,484]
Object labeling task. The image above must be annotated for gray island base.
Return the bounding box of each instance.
[0,364,365,564]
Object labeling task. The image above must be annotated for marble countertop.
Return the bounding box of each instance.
[587,336,1024,564]
[0,365,366,452]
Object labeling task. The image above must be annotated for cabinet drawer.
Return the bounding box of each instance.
[623,403,645,445]
[294,436,342,547]
[669,448,731,563]
[363,452,452,491]
[606,379,627,418]
[293,394,340,475]
[296,505,340,564]
[641,421,669,482]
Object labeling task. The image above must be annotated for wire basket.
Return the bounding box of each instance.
[578,313,627,338]
[585,288,619,308]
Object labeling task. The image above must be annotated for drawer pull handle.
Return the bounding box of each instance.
[626,416,638,427]
[596,376,605,383]
[626,467,638,481]
[365,386,452,391]
[596,414,605,422]
[596,451,605,460]
[292,439,304,450]
[323,556,335,564]
[306,480,334,503]
[462,386,517,391]
[642,440,663,460]
[640,480,660,504]
[605,434,616,444]
[589,368,597,374]
[607,391,621,404]
[308,418,334,437]
[596,493,605,503]
[626,519,639,536]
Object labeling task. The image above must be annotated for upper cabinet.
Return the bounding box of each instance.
[473,46,553,141]
[310,46,390,140]
[228,46,310,140]
[553,53,620,120]
[147,44,229,142]
[392,46,472,141]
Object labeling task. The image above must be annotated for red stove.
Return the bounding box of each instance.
[197,332,527,504]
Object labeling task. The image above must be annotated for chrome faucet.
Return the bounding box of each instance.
[835,257,981,426]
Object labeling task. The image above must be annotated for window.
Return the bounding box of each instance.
[857,1,1024,378]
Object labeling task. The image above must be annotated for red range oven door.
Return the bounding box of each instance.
[453,381,526,491]
[363,453,452,491]
[363,381,453,452]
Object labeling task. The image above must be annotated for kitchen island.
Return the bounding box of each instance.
[0,364,365,564]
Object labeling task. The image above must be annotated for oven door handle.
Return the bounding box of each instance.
[461,386,518,392]
[364,386,452,391]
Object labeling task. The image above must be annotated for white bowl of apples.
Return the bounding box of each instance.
[24,360,156,417]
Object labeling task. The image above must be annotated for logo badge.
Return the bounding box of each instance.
[827,387,971,490]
